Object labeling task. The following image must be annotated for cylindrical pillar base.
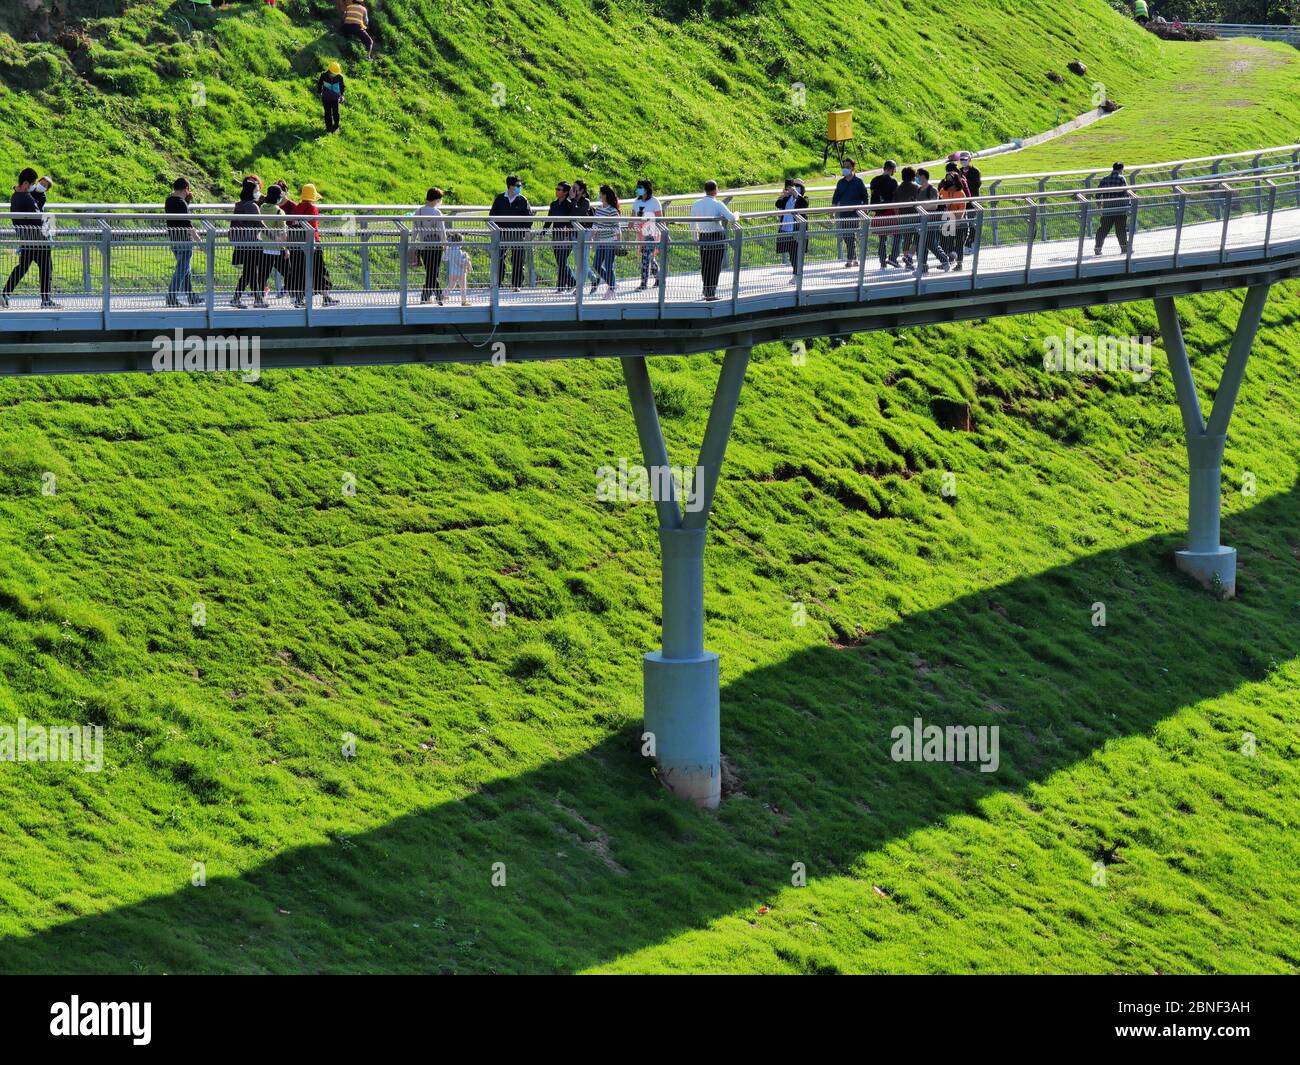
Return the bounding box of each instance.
[643,650,720,809]
[1175,547,1237,597]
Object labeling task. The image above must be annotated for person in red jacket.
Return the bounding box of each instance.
[286,183,339,306]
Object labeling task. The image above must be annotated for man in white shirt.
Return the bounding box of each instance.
[689,180,736,301]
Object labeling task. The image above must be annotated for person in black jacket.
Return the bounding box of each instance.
[165,177,201,307]
[229,179,265,308]
[958,151,982,250]
[317,62,345,133]
[894,167,921,269]
[543,181,577,290]
[868,160,901,268]
[1,167,57,309]
[489,174,533,290]
[831,158,868,267]
[775,179,808,279]
[914,168,950,274]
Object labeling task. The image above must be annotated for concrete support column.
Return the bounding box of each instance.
[622,346,750,809]
[1155,284,1270,597]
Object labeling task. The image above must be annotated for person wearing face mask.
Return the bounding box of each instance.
[914,168,951,274]
[831,158,867,268]
[632,179,663,290]
[775,179,808,281]
[893,166,921,269]
[1,167,58,310]
[164,177,202,308]
[958,151,982,250]
[489,175,533,291]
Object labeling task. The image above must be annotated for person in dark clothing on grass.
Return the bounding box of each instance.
[1,167,58,309]
[869,160,900,268]
[317,62,345,133]
[489,175,533,290]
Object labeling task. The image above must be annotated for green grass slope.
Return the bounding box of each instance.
[0,7,1299,974]
[0,0,1166,203]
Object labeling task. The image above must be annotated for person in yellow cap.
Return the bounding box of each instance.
[287,183,339,307]
[316,62,345,134]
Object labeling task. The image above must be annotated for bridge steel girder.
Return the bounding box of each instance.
[1154,284,1271,597]
[621,346,751,808]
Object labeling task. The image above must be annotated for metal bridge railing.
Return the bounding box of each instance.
[1,169,1298,327]
[1183,23,1300,45]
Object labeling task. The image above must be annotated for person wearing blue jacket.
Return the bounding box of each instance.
[832,158,868,267]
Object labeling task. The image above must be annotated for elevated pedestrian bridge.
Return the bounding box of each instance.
[0,148,1293,807]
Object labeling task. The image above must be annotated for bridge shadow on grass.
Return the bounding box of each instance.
[5,484,1300,973]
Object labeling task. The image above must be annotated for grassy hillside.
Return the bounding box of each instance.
[0,0,1164,203]
[1,4,1299,974]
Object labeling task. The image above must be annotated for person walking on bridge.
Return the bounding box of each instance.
[543,181,576,290]
[317,62,345,134]
[958,151,982,251]
[287,183,340,307]
[690,180,736,301]
[230,179,266,308]
[776,179,808,281]
[414,187,447,304]
[633,179,663,290]
[490,175,532,291]
[342,2,374,58]
[165,177,201,308]
[869,160,900,268]
[832,158,867,268]
[1094,162,1132,256]
[1,168,57,310]
[915,168,951,274]
[894,166,920,269]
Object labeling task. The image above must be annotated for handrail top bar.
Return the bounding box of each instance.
[8,165,1295,230]
[20,143,1300,215]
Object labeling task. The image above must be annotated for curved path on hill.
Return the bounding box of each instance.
[1,147,1295,808]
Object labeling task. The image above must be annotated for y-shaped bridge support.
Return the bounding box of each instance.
[1154,284,1270,597]
[621,346,751,808]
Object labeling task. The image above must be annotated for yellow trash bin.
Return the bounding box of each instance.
[827,109,853,143]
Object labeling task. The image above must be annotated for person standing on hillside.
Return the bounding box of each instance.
[414,186,447,304]
[543,181,576,291]
[831,158,868,268]
[342,2,374,58]
[632,179,663,291]
[958,151,982,250]
[1094,162,1133,256]
[690,180,736,301]
[1134,0,1150,25]
[165,177,201,308]
[776,178,809,281]
[1,168,57,310]
[317,62,346,133]
[489,175,532,291]
[869,159,900,268]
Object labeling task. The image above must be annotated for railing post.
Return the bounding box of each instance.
[574,227,588,320]
[657,228,670,316]
[793,222,806,306]
[398,224,409,324]
[968,203,984,290]
[915,211,930,286]
[1037,178,1048,242]
[1023,199,1037,283]
[360,217,370,291]
[81,240,92,294]
[489,225,501,324]
[855,211,869,299]
[989,179,1001,244]
[1124,195,1138,273]
[1172,190,1187,267]
[304,229,315,326]
[204,221,216,328]
[99,220,112,330]
[1074,194,1089,279]
[730,223,743,312]
[1219,188,1233,262]
[1263,182,1277,255]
